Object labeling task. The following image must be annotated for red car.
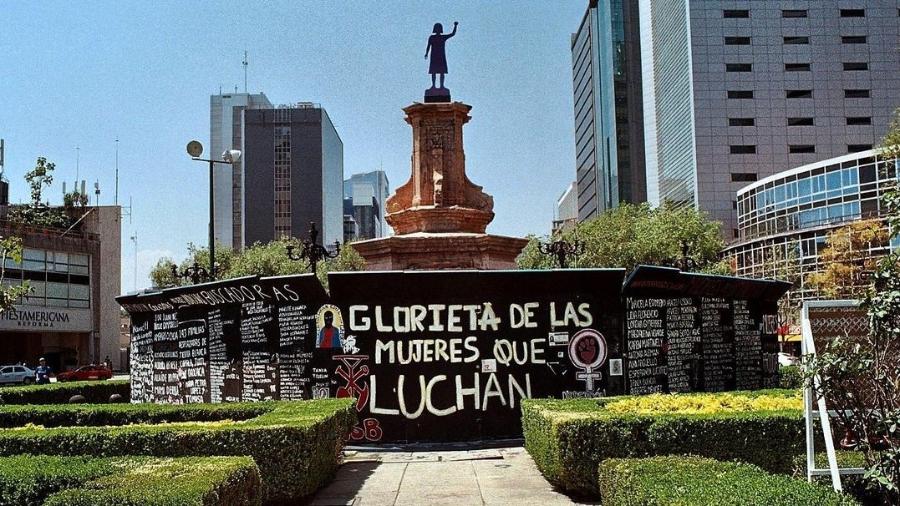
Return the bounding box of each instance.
[56,365,112,382]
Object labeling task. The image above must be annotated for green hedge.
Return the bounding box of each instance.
[599,456,858,505]
[779,365,803,389]
[522,390,804,496]
[0,399,355,504]
[792,451,885,504]
[45,456,261,506]
[0,402,271,428]
[0,380,129,404]
[0,455,260,506]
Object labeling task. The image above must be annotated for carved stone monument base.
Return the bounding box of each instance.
[352,233,528,270]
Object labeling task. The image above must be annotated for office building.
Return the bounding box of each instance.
[242,104,344,247]
[571,0,646,221]
[343,170,390,240]
[639,1,900,239]
[210,92,273,250]
[724,149,899,302]
[0,206,121,372]
[553,181,578,234]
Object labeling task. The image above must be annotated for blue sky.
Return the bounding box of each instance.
[0,1,585,291]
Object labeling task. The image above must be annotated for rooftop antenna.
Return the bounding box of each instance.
[242,50,248,93]
[0,138,5,180]
[75,146,80,182]
[93,180,100,206]
[114,138,119,205]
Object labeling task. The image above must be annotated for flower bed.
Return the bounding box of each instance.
[522,389,804,496]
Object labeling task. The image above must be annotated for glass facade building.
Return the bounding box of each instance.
[725,149,899,301]
[571,0,645,222]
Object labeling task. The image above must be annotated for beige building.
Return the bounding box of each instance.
[0,206,121,372]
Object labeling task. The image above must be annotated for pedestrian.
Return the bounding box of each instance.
[35,357,52,385]
[104,355,112,370]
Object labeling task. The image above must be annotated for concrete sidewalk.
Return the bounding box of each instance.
[310,445,592,505]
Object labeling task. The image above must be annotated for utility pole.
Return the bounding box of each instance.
[130,234,138,291]
[242,50,248,93]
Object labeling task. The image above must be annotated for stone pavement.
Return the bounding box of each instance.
[310,443,594,505]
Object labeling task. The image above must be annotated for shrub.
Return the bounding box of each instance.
[599,456,858,505]
[0,399,355,503]
[0,380,129,404]
[45,456,261,506]
[792,451,886,505]
[0,402,271,428]
[779,365,803,389]
[0,455,261,506]
[522,390,804,496]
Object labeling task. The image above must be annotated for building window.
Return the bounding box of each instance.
[728,90,754,99]
[789,145,816,154]
[845,89,870,98]
[730,145,757,154]
[725,36,751,45]
[841,36,867,44]
[843,62,868,71]
[731,172,758,182]
[786,90,813,99]
[846,117,872,125]
[729,118,755,126]
[783,36,809,45]
[273,125,292,238]
[784,63,810,72]
[782,9,808,18]
[840,9,865,17]
[723,9,750,18]
[788,117,814,126]
[848,144,872,152]
[726,63,752,72]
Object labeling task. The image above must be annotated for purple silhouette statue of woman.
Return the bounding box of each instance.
[424,21,458,102]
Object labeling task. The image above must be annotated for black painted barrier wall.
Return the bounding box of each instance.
[117,267,790,443]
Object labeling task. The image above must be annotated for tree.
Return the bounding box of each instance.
[517,203,730,274]
[6,157,76,229]
[149,239,365,290]
[806,220,889,299]
[0,236,30,313]
[804,107,900,499]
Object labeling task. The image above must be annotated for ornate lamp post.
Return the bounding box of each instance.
[538,238,585,269]
[672,240,698,272]
[185,140,241,279]
[286,222,341,273]
[171,261,213,285]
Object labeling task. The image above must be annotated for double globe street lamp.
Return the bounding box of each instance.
[186,140,241,280]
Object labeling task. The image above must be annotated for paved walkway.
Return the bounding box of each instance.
[311,443,592,505]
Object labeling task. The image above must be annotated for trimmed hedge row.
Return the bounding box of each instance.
[0,380,129,404]
[0,455,261,506]
[599,456,858,505]
[792,451,885,504]
[779,365,803,389]
[0,398,355,504]
[0,402,271,428]
[522,390,804,496]
[45,456,262,506]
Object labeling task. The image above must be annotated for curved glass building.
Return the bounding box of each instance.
[725,149,899,301]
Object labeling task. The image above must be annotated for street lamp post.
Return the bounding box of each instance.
[538,238,585,269]
[186,141,240,279]
[171,261,212,285]
[672,240,698,272]
[286,222,341,273]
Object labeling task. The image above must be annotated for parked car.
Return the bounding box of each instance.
[56,365,112,382]
[0,365,36,385]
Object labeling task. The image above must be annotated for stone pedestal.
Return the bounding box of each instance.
[356,101,527,270]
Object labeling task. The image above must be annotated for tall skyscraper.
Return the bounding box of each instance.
[210,92,273,249]
[343,170,391,240]
[639,0,900,239]
[242,104,344,247]
[571,0,646,222]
